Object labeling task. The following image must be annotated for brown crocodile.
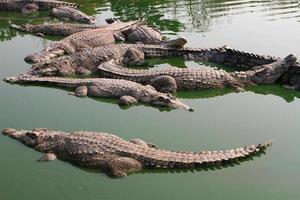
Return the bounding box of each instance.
[3,74,193,111]
[2,128,272,178]
[24,20,142,63]
[49,6,96,24]
[0,0,78,14]
[10,23,100,36]
[97,55,297,92]
[30,43,279,77]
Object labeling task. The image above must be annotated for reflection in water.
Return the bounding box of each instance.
[1,0,300,40]
[177,84,300,103]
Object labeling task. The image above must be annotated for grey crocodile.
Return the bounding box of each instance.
[30,43,280,77]
[97,55,297,92]
[2,128,272,178]
[0,0,78,14]
[49,6,96,24]
[10,23,100,36]
[3,74,193,111]
[24,20,142,63]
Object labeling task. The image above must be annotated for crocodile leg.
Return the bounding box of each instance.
[130,138,157,149]
[122,47,145,66]
[118,96,138,106]
[105,157,142,178]
[113,32,125,41]
[150,75,177,93]
[37,153,57,162]
[21,4,39,14]
[68,86,88,97]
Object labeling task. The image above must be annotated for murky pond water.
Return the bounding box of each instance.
[0,0,300,199]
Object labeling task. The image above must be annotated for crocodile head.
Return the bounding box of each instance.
[3,128,44,147]
[281,63,300,91]
[145,87,193,111]
[251,54,297,84]
[2,128,62,149]
[31,56,76,76]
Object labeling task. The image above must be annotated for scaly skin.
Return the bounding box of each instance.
[280,63,300,91]
[24,23,187,64]
[98,55,297,91]
[24,20,142,63]
[30,44,280,77]
[2,128,272,178]
[3,74,193,111]
[49,6,95,24]
[0,0,78,13]
[10,23,100,36]
[125,25,164,45]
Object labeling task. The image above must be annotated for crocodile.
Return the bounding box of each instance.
[3,74,193,111]
[9,19,137,37]
[49,6,96,24]
[10,23,100,36]
[24,20,142,63]
[2,128,272,178]
[97,54,297,92]
[30,43,280,77]
[0,0,78,14]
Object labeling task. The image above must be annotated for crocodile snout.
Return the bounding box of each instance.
[2,128,17,136]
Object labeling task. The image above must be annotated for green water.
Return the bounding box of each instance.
[1,0,300,199]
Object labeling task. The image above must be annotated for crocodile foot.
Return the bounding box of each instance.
[38,153,57,162]
[105,157,142,178]
[119,96,138,106]
[150,75,177,93]
[130,138,157,149]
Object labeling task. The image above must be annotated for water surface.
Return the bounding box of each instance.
[0,0,300,200]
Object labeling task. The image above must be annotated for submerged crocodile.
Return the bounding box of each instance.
[30,43,279,77]
[98,55,297,92]
[2,128,272,178]
[0,0,78,14]
[3,74,193,111]
[49,6,95,24]
[24,20,142,63]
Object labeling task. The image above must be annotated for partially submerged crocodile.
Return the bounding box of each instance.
[24,20,142,63]
[10,23,99,36]
[98,55,297,91]
[0,0,78,14]
[30,43,280,77]
[2,128,272,178]
[3,74,193,111]
[49,6,96,24]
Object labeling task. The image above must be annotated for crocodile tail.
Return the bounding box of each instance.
[146,140,272,169]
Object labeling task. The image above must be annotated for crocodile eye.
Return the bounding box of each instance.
[158,96,165,101]
[25,132,38,139]
[165,98,171,103]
